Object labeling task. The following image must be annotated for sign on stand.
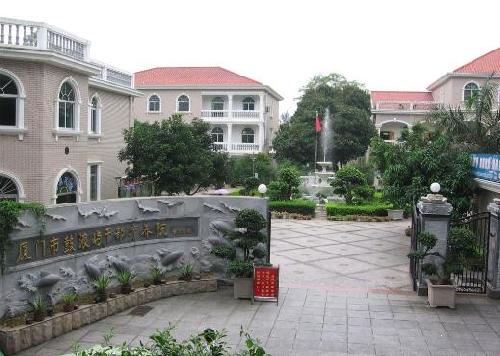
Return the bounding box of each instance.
[253,265,279,304]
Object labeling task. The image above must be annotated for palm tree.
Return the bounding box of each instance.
[427,75,500,153]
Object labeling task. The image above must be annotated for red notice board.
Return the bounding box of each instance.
[253,265,279,304]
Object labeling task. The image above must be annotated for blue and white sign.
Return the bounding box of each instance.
[471,154,500,183]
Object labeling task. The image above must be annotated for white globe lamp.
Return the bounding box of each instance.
[258,184,267,197]
[430,182,440,194]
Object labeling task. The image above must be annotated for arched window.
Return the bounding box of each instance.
[0,174,19,201]
[148,95,161,112]
[242,97,255,111]
[58,81,76,129]
[242,128,255,143]
[56,171,78,204]
[89,95,101,134]
[211,127,224,142]
[0,73,19,127]
[464,82,479,101]
[177,95,190,112]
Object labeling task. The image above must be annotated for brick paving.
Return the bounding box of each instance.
[18,219,500,355]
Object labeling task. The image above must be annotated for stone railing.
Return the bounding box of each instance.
[201,109,229,118]
[373,101,439,111]
[92,62,133,88]
[0,18,89,61]
[232,110,260,119]
[201,110,261,120]
[214,142,260,153]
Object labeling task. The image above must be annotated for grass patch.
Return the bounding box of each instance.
[269,199,316,217]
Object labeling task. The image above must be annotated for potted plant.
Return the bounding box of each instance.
[117,270,134,294]
[214,209,267,299]
[62,293,78,312]
[180,263,194,282]
[408,228,478,308]
[150,265,164,286]
[93,275,110,303]
[29,296,46,322]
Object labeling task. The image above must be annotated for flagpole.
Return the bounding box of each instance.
[314,111,318,173]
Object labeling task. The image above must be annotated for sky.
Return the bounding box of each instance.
[3,0,500,115]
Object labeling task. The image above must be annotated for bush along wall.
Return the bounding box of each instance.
[326,202,392,216]
[269,200,316,217]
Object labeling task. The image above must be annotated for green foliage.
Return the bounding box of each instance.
[211,151,230,189]
[62,293,78,305]
[181,263,194,281]
[428,76,500,153]
[150,265,164,285]
[330,165,371,204]
[370,124,473,216]
[92,275,110,294]
[116,270,134,286]
[0,201,45,274]
[69,325,267,356]
[269,200,316,216]
[118,115,229,195]
[326,202,392,216]
[29,296,47,315]
[227,260,254,278]
[273,73,374,165]
[211,245,237,260]
[244,177,260,195]
[235,209,267,233]
[267,164,301,201]
[227,153,274,186]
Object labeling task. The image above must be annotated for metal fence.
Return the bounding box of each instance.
[410,205,422,292]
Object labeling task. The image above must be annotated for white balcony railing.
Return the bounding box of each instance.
[373,101,439,111]
[0,18,89,61]
[214,142,260,153]
[201,110,260,120]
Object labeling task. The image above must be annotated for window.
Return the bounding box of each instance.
[211,97,224,117]
[58,82,76,129]
[89,164,100,201]
[242,128,255,143]
[380,131,394,140]
[0,73,18,126]
[89,96,101,134]
[0,174,19,201]
[242,97,255,111]
[177,95,190,112]
[464,82,479,101]
[56,171,78,204]
[211,127,224,142]
[148,95,160,112]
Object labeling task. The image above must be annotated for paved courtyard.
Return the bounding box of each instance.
[18,219,500,355]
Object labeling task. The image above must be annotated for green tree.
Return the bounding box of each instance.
[370,124,473,216]
[273,73,374,166]
[428,76,500,153]
[118,115,228,195]
[227,153,274,186]
[330,165,373,204]
[267,164,301,200]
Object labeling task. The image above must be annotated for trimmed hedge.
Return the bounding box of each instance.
[326,202,392,216]
[269,200,316,217]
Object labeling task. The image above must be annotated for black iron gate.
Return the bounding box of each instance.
[450,212,491,294]
[410,205,421,292]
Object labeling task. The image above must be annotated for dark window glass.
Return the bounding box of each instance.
[0,97,16,126]
[211,127,224,142]
[178,95,190,112]
[56,172,78,204]
[242,128,254,143]
[149,95,160,111]
[242,97,255,111]
[90,165,98,201]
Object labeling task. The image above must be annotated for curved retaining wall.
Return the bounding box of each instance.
[0,196,268,319]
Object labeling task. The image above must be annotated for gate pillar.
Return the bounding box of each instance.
[487,199,500,298]
[416,184,453,295]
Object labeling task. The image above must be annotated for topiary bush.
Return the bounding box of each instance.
[330,165,373,204]
[269,200,316,217]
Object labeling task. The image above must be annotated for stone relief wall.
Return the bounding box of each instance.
[0,196,268,319]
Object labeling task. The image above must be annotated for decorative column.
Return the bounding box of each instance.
[487,199,500,298]
[258,123,264,152]
[416,183,453,295]
[228,94,233,119]
[227,123,233,152]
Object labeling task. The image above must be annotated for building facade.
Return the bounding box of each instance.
[370,48,500,142]
[133,67,283,155]
[0,18,141,204]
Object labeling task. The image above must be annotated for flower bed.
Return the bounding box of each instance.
[269,200,316,217]
[326,202,392,217]
[0,279,217,355]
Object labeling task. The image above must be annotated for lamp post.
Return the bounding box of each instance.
[258,184,267,198]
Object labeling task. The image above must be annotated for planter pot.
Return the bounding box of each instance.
[233,278,253,299]
[388,209,404,220]
[426,279,456,308]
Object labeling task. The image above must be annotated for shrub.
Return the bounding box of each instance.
[150,265,164,285]
[180,263,194,281]
[269,200,316,217]
[330,165,371,204]
[243,176,259,195]
[116,270,134,286]
[211,245,236,260]
[268,164,301,200]
[227,260,254,278]
[326,202,392,216]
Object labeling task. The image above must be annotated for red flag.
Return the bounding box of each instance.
[315,113,321,133]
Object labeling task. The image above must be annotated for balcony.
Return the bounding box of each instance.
[200,110,261,121]
[214,142,261,154]
[372,101,440,112]
[0,18,133,89]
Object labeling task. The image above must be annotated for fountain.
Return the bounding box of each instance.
[300,108,338,201]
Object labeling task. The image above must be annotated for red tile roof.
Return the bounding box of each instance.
[134,67,262,86]
[370,91,434,102]
[453,48,500,74]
